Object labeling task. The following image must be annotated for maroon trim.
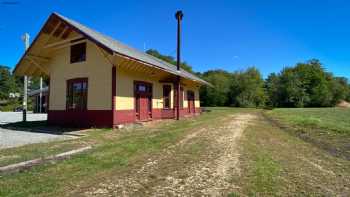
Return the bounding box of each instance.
[115,109,135,124]
[66,77,88,83]
[47,107,202,128]
[160,109,175,119]
[112,66,117,127]
[112,66,116,110]
[48,110,113,128]
[134,80,152,87]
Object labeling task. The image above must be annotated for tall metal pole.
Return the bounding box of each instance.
[175,10,183,120]
[21,33,29,121]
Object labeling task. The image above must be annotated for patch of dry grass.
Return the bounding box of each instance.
[238,114,350,196]
[264,108,350,160]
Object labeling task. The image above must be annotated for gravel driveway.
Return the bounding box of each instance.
[0,112,47,125]
[0,112,74,149]
[0,129,74,149]
[84,114,256,196]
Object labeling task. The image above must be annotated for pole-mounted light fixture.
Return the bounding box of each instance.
[175,10,183,71]
[175,10,183,120]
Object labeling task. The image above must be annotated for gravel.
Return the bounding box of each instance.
[0,129,74,149]
[0,112,47,125]
[0,112,74,149]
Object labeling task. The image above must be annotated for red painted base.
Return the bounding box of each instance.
[48,107,202,128]
[48,110,113,128]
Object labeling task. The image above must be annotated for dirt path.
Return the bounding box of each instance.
[83,113,256,196]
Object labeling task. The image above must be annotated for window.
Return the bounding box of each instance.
[135,83,152,94]
[70,43,86,63]
[66,78,88,110]
[138,84,146,92]
[163,85,171,109]
[180,87,184,108]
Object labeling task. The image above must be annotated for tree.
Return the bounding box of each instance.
[265,73,281,107]
[265,59,349,107]
[199,70,232,106]
[146,49,194,73]
[347,84,350,102]
[294,60,332,107]
[229,67,266,107]
[279,67,309,107]
[330,77,350,104]
[0,65,21,100]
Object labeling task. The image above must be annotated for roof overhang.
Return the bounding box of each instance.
[13,13,210,86]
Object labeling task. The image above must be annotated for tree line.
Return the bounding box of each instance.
[199,59,350,107]
[1,50,349,111]
[146,50,350,108]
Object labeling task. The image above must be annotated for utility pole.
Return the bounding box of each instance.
[21,33,29,121]
[175,10,183,120]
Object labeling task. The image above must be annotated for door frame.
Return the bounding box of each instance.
[134,81,153,121]
[187,90,195,114]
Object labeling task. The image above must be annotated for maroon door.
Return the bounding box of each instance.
[135,82,152,121]
[137,95,151,120]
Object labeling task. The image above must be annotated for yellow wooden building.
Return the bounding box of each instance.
[14,13,209,127]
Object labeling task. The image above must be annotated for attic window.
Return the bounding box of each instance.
[70,43,86,63]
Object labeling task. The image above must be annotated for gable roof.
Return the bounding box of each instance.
[15,12,209,86]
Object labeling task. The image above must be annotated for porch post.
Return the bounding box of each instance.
[176,78,180,120]
[112,66,117,127]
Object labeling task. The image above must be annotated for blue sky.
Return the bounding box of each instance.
[0,0,349,79]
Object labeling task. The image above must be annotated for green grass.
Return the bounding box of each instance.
[1,107,349,196]
[0,107,245,197]
[264,108,350,160]
[0,140,85,166]
[265,108,350,134]
[238,114,350,196]
[250,153,280,195]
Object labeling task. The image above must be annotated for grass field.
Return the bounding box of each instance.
[264,108,350,160]
[1,107,349,196]
[237,113,350,195]
[0,108,250,196]
[265,108,350,134]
